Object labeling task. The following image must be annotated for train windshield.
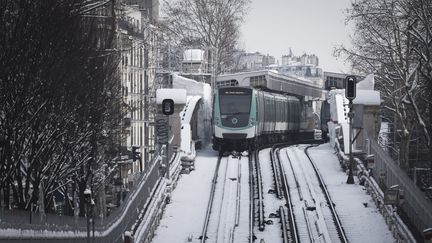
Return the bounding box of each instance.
[219,89,252,115]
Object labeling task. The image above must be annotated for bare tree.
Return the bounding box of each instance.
[0,0,123,216]
[336,0,432,171]
[161,0,250,73]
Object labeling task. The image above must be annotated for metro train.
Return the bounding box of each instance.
[212,86,301,152]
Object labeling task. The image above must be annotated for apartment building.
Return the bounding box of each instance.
[118,3,158,179]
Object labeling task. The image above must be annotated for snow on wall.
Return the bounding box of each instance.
[327,80,381,152]
[353,90,380,105]
[179,96,202,160]
[180,96,202,125]
[173,73,212,152]
[356,74,375,90]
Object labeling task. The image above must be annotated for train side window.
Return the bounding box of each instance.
[272,97,275,122]
[280,100,283,122]
[289,102,294,123]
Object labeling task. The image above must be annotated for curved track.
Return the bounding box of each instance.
[282,145,348,243]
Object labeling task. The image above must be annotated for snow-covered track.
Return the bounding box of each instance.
[272,146,299,243]
[248,152,255,243]
[200,153,223,242]
[200,153,245,243]
[304,145,348,243]
[283,145,348,243]
[253,149,266,232]
[252,145,297,243]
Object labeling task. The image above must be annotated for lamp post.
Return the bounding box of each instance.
[91,197,95,240]
[84,189,91,243]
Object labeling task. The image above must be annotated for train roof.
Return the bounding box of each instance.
[216,70,323,99]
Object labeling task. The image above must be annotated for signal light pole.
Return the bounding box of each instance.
[345,76,356,184]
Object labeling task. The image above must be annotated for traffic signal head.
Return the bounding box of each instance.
[162,99,174,115]
[345,75,357,100]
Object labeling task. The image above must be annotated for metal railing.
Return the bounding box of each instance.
[334,138,417,242]
[0,155,164,243]
[368,138,432,240]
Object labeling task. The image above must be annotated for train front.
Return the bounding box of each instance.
[212,87,256,152]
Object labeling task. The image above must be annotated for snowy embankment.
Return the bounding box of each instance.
[151,148,219,243]
[308,144,395,243]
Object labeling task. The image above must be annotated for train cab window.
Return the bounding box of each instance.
[219,89,252,115]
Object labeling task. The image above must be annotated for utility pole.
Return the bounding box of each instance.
[345,76,357,184]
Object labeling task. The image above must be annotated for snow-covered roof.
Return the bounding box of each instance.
[172,73,211,98]
[156,89,187,104]
[328,86,381,106]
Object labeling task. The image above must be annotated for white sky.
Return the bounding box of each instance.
[240,0,354,73]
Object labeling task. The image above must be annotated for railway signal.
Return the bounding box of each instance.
[345,76,357,184]
[345,76,356,99]
[162,99,174,115]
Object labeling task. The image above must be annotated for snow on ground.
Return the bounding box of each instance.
[233,156,251,242]
[308,143,395,243]
[151,148,219,243]
[205,156,230,242]
[151,144,396,243]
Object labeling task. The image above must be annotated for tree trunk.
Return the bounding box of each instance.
[78,180,87,217]
[399,133,411,172]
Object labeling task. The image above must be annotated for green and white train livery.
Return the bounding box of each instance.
[212,86,301,152]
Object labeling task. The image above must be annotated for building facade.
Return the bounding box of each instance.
[234,51,276,71]
[118,3,158,181]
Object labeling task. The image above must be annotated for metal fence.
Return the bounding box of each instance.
[0,155,164,243]
[369,138,432,240]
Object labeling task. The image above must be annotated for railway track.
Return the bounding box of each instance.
[200,152,251,243]
[198,144,347,243]
[252,146,296,243]
[281,145,348,243]
[272,146,299,243]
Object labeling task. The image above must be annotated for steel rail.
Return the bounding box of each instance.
[284,149,304,201]
[235,156,241,226]
[270,146,283,199]
[276,147,300,243]
[200,152,223,243]
[302,206,315,243]
[230,156,242,243]
[254,149,266,231]
[279,206,290,243]
[248,151,255,243]
[304,145,348,243]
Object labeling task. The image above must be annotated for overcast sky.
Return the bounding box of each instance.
[240,0,353,73]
